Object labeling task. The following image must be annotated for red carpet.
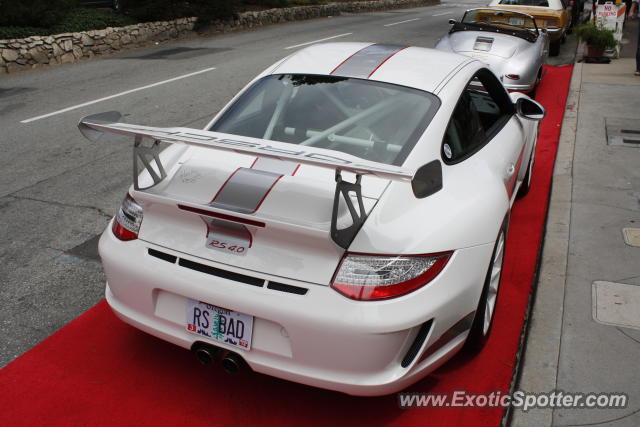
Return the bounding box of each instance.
[0,65,573,427]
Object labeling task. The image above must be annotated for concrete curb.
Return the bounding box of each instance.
[509,63,582,426]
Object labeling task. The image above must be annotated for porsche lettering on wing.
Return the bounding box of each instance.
[80,120,414,180]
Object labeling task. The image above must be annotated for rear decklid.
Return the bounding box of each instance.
[79,112,415,285]
[449,31,521,59]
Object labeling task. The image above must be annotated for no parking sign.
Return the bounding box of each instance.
[593,1,625,56]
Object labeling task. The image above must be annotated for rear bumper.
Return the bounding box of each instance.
[545,28,564,41]
[505,81,536,93]
[100,226,494,395]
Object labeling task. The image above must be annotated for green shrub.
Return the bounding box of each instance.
[193,0,240,23]
[0,26,50,40]
[51,8,136,33]
[0,0,77,28]
[574,22,618,49]
[120,0,240,23]
[288,0,325,5]
[120,0,190,22]
[0,8,136,39]
[263,0,290,7]
[241,1,324,9]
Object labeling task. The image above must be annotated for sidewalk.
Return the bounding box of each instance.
[512,22,640,426]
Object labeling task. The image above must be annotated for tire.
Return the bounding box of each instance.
[550,39,560,56]
[464,220,508,353]
[517,147,535,198]
[529,68,542,99]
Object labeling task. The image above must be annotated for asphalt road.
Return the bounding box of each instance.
[0,0,577,367]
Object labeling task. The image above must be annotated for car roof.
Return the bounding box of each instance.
[270,42,474,94]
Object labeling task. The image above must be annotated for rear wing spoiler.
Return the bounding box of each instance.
[79,111,414,182]
[78,111,442,248]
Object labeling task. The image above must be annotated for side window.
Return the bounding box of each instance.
[466,78,503,132]
[442,69,515,163]
[442,92,486,162]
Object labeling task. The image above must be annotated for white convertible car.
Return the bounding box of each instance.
[79,43,545,396]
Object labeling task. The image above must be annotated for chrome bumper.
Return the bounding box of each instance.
[545,27,563,40]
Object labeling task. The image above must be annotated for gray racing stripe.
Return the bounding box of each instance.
[330,44,408,79]
[209,158,299,214]
[252,157,299,175]
[210,168,282,214]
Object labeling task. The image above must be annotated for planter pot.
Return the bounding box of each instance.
[586,45,605,57]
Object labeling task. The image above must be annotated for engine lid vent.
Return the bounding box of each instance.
[473,36,494,52]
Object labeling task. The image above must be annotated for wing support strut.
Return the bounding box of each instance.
[331,170,367,249]
[133,135,167,190]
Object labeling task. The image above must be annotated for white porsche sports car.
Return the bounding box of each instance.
[79,43,545,396]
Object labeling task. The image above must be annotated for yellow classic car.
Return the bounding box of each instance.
[489,0,572,56]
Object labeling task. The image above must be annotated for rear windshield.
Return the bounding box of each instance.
[210,74,440,166]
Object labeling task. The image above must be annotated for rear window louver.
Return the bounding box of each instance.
[147,248,308,295]
[473,36,494,52]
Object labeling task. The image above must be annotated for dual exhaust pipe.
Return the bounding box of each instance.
[192,342,244,374]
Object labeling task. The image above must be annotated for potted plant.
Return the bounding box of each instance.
[574,22,618,57]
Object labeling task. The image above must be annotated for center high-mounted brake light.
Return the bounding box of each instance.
[331,252,452,301]
[112,194,143,241]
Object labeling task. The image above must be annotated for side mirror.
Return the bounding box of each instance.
[515,97,545,121]
[448,18,457,25]
[411,160,443,198]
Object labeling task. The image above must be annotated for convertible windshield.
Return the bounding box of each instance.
[454,9,538,41]
[210,74,440,166]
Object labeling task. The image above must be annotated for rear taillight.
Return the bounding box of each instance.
[505,74,520,80]
[112,194,143,241]
[331,252,452,301]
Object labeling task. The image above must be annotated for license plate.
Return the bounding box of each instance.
[509,17,524,26]
[186,299,254,351]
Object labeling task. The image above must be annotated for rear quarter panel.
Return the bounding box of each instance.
[350,62,510,255]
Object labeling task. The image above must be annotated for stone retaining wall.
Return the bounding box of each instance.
[0,0,438,74]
